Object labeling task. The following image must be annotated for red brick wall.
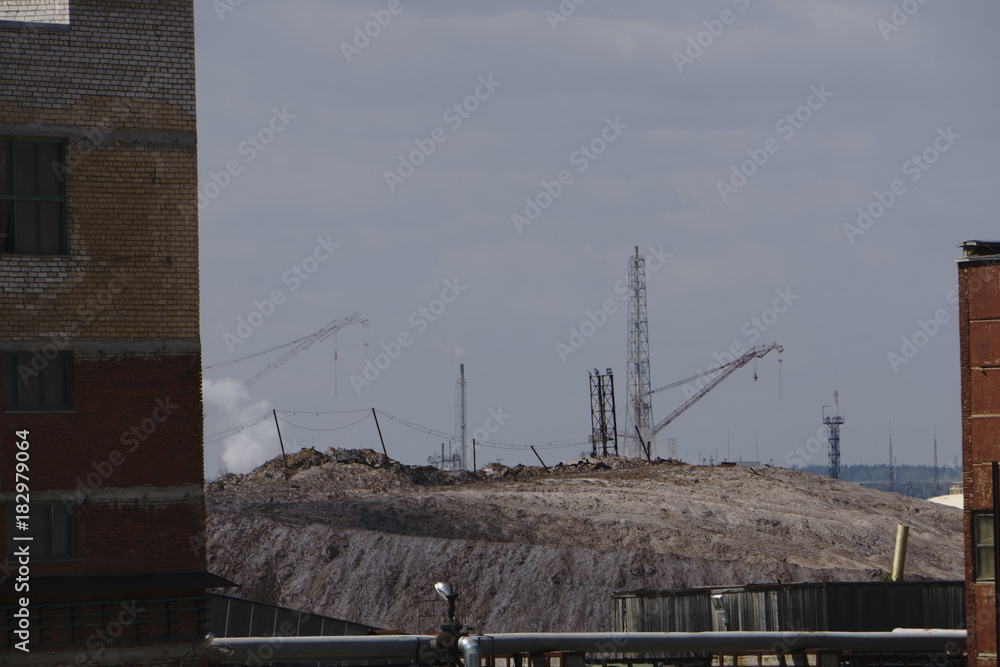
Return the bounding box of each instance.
[1,354,204,491]
[0,353,206,580]
[962,259,1000,664]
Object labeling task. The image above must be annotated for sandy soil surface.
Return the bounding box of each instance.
[206,448,962,633]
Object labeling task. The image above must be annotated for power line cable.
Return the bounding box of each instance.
[275,414,371,432]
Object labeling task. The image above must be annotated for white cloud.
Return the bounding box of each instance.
[204,378,275,475]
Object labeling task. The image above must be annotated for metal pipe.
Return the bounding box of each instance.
[206,635,440,663]
[462,631,963,657]
[208,630,965,664]
[459,635,482,667]
[891,523,909,581]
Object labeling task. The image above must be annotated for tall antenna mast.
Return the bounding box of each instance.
[888,421,895,493]
[455,364,467,470]
[625,246,653,458]
[933,424,940,496]
[823,390,844,480]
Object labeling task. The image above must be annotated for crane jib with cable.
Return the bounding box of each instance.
[245,314,368,387]
[650,343,783,436]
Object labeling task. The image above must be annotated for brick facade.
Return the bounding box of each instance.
[961,243,1000,665]
[0,1,69,26]
[0,1,214,664]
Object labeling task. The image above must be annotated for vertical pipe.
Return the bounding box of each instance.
[890,524,909,581]
[459,636,481,667]
[273,409,288,468]
[473,439,477,472]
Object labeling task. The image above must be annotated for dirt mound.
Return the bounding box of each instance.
[206,448,962,634]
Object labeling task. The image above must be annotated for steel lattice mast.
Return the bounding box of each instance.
[625,246,653,458]
[823,390,844,480]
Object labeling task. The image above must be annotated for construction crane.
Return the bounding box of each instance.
[245,314,367,387]
[650,343,783,436]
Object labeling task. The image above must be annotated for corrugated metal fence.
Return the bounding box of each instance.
[612,580,965,634]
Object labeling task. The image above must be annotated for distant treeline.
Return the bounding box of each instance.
[796,464,962,500]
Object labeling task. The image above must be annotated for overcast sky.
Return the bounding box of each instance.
[194,0,999,478]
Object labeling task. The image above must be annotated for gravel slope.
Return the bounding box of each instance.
[206,449,962,633]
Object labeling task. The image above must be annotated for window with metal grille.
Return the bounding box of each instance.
[975,512,995,580]
[5,502,76,561]
[0,138,67,254]
[1,351,73,411]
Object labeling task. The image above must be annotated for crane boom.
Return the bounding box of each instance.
[651,343,782,436]
[245,313,366,387]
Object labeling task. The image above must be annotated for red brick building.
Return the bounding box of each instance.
[961,240,1000,665]
[0,1,227,664]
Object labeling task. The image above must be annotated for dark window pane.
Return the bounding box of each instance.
[18,201,38,254]
[38,143,63,195]
[5,503,75,561]
[2,352,72,411]
[977,514,995,580]
[0,141,11,194]
[42,356,68,408]
[0,199,12,252]
[51,504,73,557]
[39,202,63,254]
[15,142,38,195]
[0,140,67,255]
[19,357,44,408]
[3,504,12,558]
[32,504,53,559]
[1,353,15,410]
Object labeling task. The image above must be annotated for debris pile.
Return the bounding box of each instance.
[207,448,962,634]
